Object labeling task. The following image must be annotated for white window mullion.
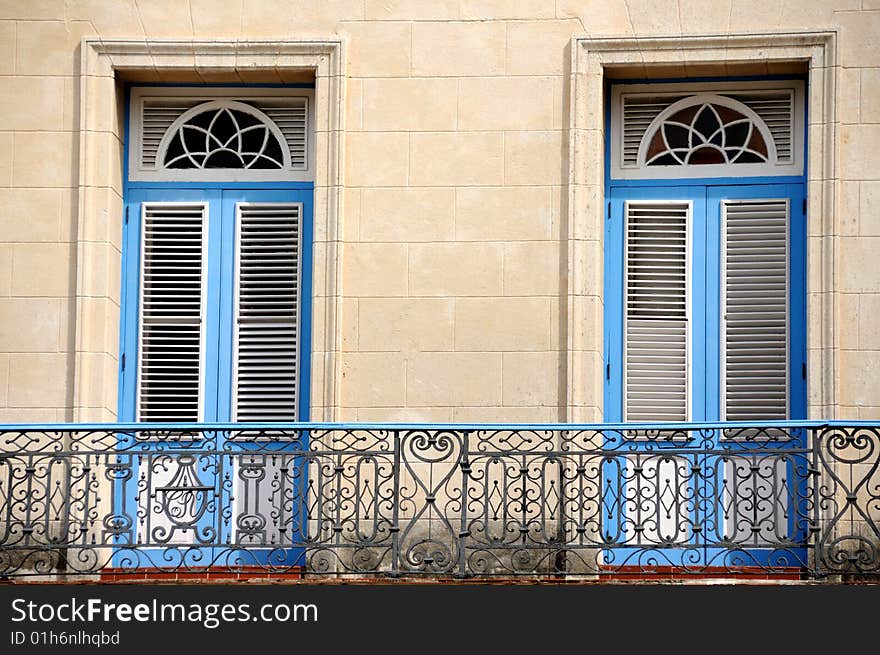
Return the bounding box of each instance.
[136,202,208,422]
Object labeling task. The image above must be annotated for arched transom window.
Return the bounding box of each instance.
[640,95,776,167]
[128,87,314,182]
[610,80,805,180]
[158,100,290,170]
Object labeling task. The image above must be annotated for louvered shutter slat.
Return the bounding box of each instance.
[261,103,309,169]
[233,204,301,423]
[723,200,789,421]
[621,97,686,166]
[624,202,689,422]
[137,203,206,422]
[140,101,204,167]
[728,93,794,162]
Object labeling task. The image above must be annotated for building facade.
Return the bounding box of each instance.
[0,1,878,579]
[0,1,877,425]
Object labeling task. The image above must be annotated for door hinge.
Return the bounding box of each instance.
[802,362,807,380]
[606,362,611,380]
[607,202,611,220]
[802,198,807,215]
[125,205,130,225]
[121,353,126,371]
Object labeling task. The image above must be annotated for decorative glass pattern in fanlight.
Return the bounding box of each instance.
[162,101,286,169]
[644,102,769,167]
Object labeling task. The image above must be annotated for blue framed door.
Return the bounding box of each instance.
[218,188,313,567]
[703,183,808,568]
[603,185,707,566]
[116,186,312,568]
[120,187,313,424]
[704,184,806,423]
[605,185,707,423]
[603,181,807,569]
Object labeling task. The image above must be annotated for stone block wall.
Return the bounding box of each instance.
[0,1,877,422]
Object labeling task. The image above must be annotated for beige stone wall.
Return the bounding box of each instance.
[0,1,877,423]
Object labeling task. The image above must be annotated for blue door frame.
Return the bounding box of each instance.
[603,181,807,567]
[115,185,313,567]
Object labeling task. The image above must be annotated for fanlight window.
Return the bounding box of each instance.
[610,82,804,180]
[128,87,313,182]
[644,102,769,166]
[638,95,776,169]
[157,100,290,171]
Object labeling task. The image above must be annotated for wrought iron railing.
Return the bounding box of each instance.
[0,422,877,579]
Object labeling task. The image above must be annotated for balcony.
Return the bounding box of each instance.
[0,421,878,582]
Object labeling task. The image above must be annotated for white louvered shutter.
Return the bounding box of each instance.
[722,200,789,420]
[232,203,302,422]
[137,203,207,422]
[624,202,689,421]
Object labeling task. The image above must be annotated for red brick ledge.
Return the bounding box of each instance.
[598,566,806,581]
[98,566,305,583]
